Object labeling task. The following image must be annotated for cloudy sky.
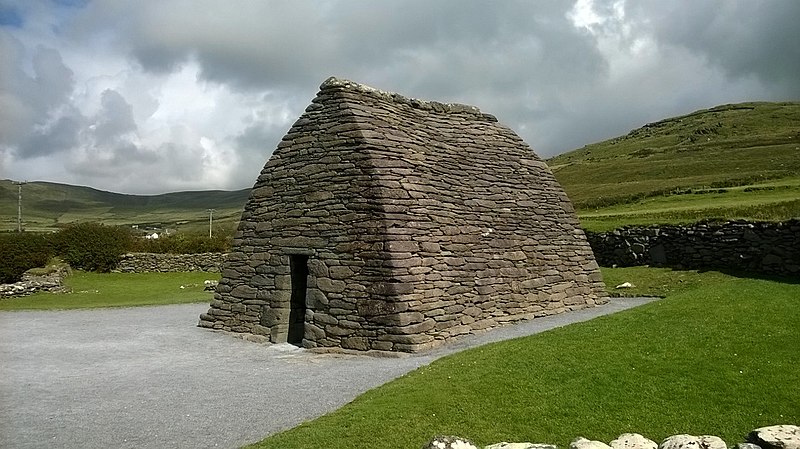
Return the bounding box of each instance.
[1,0,798,194]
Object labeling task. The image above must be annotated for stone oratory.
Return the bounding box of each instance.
[199,77,607,352]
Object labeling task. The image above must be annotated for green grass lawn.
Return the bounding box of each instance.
[0,271,220,310]
[577,179,800,232]
[546,102,800,231]
[0,179,246,233]
[248,269,800,449]
[599,266,737,297]
[549,102,800,210]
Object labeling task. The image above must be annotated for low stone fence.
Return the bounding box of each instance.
[1,254,223,298]
[424,424,798,449]
[115,252,227,273]
[0,267,70,298]
[586,220,800,276]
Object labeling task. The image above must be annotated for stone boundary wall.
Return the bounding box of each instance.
[0,268,70,298]
[115,252,226,273]
[586,220,800,276]
[423,424,798,449]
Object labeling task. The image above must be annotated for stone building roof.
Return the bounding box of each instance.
[199,77,607,353]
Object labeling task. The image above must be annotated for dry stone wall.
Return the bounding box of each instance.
[0,267,70,298]
[115,252,226,273]
[423,424,800,449]
[199,77,607,352]
[587,220,800,276]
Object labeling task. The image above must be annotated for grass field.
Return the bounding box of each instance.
[0,271,219,310]
[599,266,737,297]
[3,102,798,234]
[578,179,800,231]
[0,179,247,233]
[547,102,800,231]
[247,269,800,448]
[2,267,796,447]
[1,101,796,448]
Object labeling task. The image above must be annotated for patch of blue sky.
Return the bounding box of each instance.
[52,0,89,7]
[0,5,22,27]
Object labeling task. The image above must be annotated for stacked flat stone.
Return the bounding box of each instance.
[586,219,800,276]
[115,252,226,273]
[423,425,800,449]
[199,76,607,352]
[0,267,70,298]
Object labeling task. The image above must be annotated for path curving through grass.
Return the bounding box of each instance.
[250,271,800,449]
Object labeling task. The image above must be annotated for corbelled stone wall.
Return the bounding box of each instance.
[199,77,607,352]
[116,253,226,273]
[587,220,800,276]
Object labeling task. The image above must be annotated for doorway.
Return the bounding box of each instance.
[287,255,309,346]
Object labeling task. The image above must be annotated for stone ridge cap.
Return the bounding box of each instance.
[320,76,485,116]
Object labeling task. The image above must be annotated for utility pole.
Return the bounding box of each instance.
[207,209,215,238]
[12,181,27,232]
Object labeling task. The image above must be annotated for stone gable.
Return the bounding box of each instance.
[199,77,607,352]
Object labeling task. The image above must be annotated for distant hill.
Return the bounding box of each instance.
[4,101,798,233]
[547,101,800,230]
[0,180,250,233]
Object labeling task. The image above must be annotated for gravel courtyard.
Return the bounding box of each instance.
[0,298,655,449]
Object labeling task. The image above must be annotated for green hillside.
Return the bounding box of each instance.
[0,180,249,233]
[547,101,800,231]
[3,101,798,234]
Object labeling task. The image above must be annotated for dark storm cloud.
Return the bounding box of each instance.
[71,0,610,157]
[627,1,800,97]
[77,0,605,99]
[0,35,77,157]
[0,32,30,145]
[31,45,75,103]
[3,0,798,193]
[233,121,289,177]
[332,0,607,87]
[235,122,282,156]
[0,36,75,115]
[19,110,83,158]
[91,89,137,146]
[104,0,334,89]
[66,137,209,193]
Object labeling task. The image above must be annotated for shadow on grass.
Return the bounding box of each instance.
[710,267,800,284]
[600,264,799,300]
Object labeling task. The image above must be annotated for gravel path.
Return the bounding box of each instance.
[0,297,656,449]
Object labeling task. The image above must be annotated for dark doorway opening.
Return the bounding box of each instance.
[287,255,309,346]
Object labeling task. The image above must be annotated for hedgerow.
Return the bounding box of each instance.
[52,222,133,272]
[0,232,54,283]
[1,224,232,282]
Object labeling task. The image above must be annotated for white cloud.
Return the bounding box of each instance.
[0,0,797,193]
